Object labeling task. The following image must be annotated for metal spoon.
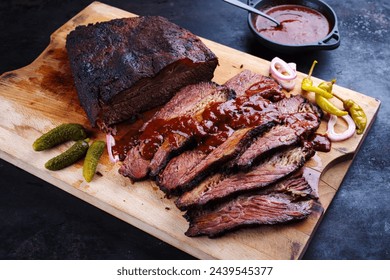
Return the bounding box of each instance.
[223,0,280,26]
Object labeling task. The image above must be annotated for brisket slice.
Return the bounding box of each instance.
[184,185,313,238]
[119,82,233,180]
[176,145,315,210]
[66,16,218,127]
[276,94,323,117]
[223,69,284,100]
[157,124,276,195]
[258,169,318,199]
[229,112,320,170]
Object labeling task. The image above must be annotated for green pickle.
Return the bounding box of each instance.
[83,140,106,182]
[45,139,89,171]
[33,123,87,151]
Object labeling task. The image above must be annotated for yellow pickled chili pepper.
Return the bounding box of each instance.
[302,60,367,134]
[343,99,367,134]
[301,60,317,88]
[318,79,336,93]
[301,60,334,99]
[315,94,348,117]
[316,78,348,116]
[332,93,367,134]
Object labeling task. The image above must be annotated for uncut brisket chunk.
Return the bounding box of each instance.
[119,82,233,181]
[66,16,218,127]
[184,192,313,238]
[175,145,315,210]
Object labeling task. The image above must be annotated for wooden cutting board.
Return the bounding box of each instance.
[0,2,380,259]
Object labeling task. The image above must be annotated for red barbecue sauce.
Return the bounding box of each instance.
[112,82,331,161]
[112,86,280,161]
[254,4,330,45]
[309,133,331,152]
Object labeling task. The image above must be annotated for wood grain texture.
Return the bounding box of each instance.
[0,2,380,259]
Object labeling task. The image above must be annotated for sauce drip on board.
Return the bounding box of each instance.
[309,133,331,152]
[253,4,330,45]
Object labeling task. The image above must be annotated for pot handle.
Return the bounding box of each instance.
[248,0,257,7]
[318,30,341,49]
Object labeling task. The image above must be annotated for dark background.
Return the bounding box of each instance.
[0,0,389,259]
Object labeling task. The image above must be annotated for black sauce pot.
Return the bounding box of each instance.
[247,0,340,53]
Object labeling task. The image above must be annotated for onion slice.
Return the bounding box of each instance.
[277,78,296,91]
[270,57,297,81]
[106,134,119,163]
[270,57,297,90]
[326,114,356,142]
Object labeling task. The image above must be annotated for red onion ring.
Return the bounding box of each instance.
[326,114,356,142]
[270,57,297,81]
[270,57,297,90]
[277,78,296,91]
[106,134,119,163]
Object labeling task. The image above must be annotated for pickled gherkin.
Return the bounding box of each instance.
[44,139,89,171]
[83,141,106,182]
[33,123,87,151]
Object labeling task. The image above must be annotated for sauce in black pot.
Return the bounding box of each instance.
[254,4,330,45]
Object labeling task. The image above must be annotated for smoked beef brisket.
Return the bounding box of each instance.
[184,174,314,237]
[66,16,218,127]
[229,112,320,170]
[119,82,234,181]
[157,95,317,195]
[157,97,280,195]
[175,145,315,210]
[155,72,284,194]
[114,69,324,238]
[224,69,284,101]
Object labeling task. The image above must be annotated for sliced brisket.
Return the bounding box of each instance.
[119,82,233,181]
[223,69,284,100]
[229,112,320,170]
[176,145,315,210]
[184,191,313,237]
[66,16,218,127]
[157,95,280,194]
[153,71,284,193]
[157,95,314,195]
[276,94,323,117]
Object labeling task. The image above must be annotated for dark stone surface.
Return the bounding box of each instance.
[0,0,389,259]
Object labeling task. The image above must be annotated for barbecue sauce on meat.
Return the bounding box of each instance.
[113,94,278,160]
